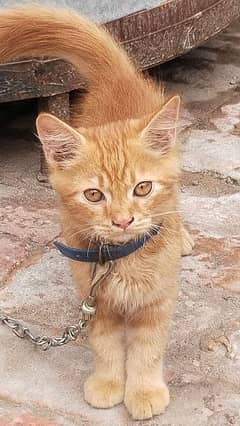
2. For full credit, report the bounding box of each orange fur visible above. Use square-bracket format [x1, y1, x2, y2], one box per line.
[0, 4, 164, 126]
[0, 5, 193, 420]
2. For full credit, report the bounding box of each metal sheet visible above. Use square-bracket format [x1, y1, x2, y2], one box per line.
[105, 0, 240, 68]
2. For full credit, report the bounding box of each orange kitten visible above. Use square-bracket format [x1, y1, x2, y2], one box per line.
[0, 5, 193, 419]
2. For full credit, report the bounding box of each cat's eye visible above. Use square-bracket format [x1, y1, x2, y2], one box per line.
[84, 188, 105, 203]
[134, 181, 152, 197]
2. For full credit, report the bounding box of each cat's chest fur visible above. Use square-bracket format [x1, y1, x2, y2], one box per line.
[105, 267, 157, 314]
[71, 237, 180, 315]
[100, 249, 178, 315]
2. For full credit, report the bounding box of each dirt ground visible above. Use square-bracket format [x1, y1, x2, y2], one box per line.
[0, 20, 240, 426]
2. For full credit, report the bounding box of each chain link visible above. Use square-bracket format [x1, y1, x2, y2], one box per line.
[0, 261, 113, 351]
[0, 312, 88, 351]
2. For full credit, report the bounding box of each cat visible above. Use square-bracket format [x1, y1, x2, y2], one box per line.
[0, 5, 193, 420]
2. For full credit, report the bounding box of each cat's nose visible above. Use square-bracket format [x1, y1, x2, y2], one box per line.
[112, 216, 134, 230]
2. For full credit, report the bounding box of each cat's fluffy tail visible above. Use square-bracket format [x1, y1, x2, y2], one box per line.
[0, 4, 135, 88]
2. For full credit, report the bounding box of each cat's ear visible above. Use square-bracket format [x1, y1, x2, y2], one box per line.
[36, 113, 85, 167]
[141, 96, 180, 154]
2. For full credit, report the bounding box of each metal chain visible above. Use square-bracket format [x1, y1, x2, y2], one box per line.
[0, 312, 88, 351]
[0, 261, 113, 351]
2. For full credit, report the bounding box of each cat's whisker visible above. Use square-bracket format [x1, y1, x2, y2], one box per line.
[105, 244, 111, 258]
[149, 210, 183, 218]
[163, 226, 180, 237]
[67, 226, 94, 240]
[87, 237, 94, 256]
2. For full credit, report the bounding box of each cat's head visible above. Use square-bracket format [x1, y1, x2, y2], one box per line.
[36, 96, 180, 244]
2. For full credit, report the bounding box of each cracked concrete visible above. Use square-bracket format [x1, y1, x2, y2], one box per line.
[182, 130, 240, 183]
[0, 20, 240, 426]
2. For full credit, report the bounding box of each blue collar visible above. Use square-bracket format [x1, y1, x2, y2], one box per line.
[54, 227, 160, 265]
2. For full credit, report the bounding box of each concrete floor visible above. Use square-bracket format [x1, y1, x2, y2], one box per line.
[0, 20, 240, 426]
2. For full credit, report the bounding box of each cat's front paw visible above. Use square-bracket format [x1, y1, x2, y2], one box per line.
[84, 374, 124, 408]
[124, 384, 170, 420]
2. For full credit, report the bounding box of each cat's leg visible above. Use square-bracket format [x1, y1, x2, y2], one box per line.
[181, 223, 194, 256]
[124, 302, 173, 420]
[84, 306, 125, 408]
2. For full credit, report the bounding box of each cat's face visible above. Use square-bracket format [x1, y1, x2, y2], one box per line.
[37, 97, 180, 244]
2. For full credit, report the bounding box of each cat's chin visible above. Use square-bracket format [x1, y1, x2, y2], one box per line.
[99, 231, 145, 245]
[110, 235, 136, 245]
